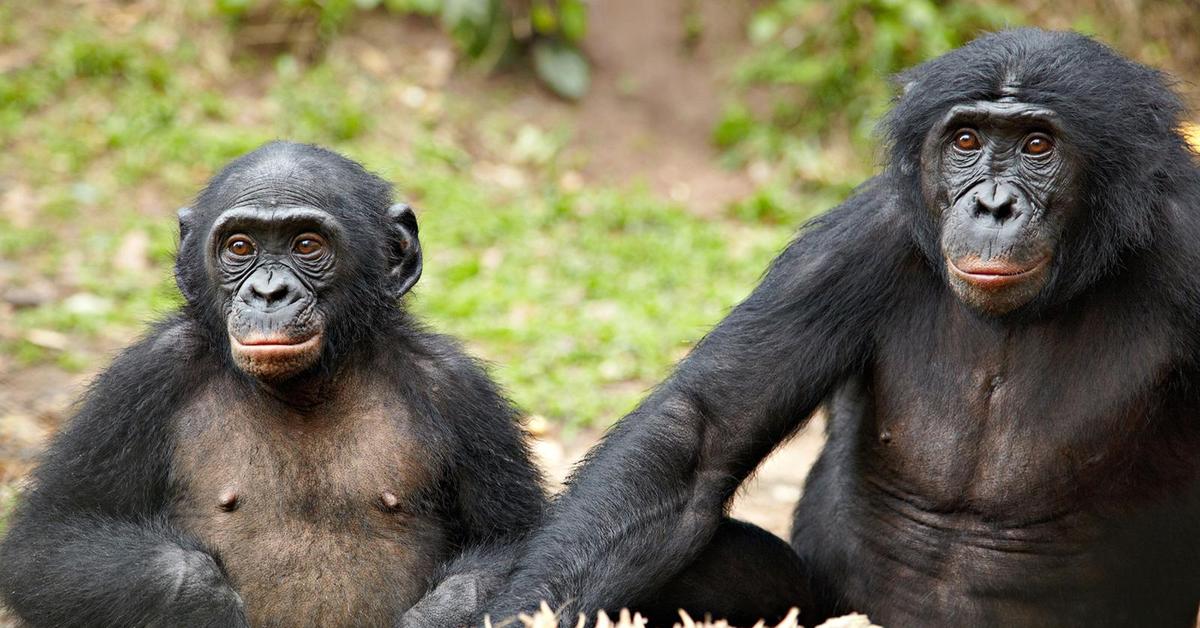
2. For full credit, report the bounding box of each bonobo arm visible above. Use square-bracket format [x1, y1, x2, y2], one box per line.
[0, 319, 248, 628]
[399, 337, 548, 628]
[489, 181, 903, 622]
[439, 345, 547, 543]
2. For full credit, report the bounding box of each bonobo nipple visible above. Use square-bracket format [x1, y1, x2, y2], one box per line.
[217, 487, 239, 512]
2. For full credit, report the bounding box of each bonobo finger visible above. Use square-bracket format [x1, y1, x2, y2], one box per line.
[398, 573, 483, 628]
[150, 545, 248, 628]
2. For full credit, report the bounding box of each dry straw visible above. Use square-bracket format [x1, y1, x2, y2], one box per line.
[487, 603, 880, 628]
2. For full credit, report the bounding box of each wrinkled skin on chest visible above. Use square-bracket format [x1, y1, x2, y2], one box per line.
[793, 275, 1200, 628]
[170, 380, 450, 628]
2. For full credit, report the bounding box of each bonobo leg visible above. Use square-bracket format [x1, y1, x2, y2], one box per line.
[633, 518, 814, 627]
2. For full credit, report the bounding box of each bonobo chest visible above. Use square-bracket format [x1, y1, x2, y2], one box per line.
[866, 297, 1199, 512]
[170, 381, 450, 628]
[815, 294, 1200, 625]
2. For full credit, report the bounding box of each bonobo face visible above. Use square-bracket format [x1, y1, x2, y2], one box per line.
[209, 206, 339, 381]
[921, 101, 1080, 314]
[175, 143, 424, 385]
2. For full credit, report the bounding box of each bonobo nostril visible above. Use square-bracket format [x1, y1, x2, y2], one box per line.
[250, 281, 289, 305]
[974, 181, 1017, 219]
[241, 268, 303, 310]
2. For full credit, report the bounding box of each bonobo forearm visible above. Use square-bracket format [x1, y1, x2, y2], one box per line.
[492, 394, 760, 621]
[0, 514, 246, 628]
[490, 379, 845, 620]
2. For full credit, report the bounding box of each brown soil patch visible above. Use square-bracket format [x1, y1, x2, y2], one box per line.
[430, 0, 757, 216]
[569, 0, 756, 215]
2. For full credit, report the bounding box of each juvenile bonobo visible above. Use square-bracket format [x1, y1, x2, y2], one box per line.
[0, 142, 546, 627]
[489, 30, 1200, 627]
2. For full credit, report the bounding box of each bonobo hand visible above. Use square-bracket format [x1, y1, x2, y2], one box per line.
[398, 572, 491, 628]
[149, 545, 249, 628]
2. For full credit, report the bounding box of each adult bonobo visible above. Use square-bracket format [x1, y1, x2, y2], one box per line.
[489, 30, 1200, 627]
[0, 142, 546, 627]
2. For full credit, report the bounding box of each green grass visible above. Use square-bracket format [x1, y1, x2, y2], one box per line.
[407, 181, 790, 425]
[0, 4, 804, 428]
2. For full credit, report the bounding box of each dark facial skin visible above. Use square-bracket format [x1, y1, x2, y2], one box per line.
[209, 207, 340, 381]
[921, 100, 1079, 314]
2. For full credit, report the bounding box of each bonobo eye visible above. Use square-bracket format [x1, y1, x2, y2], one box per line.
[292, 233, 328, 259]
[1022, 133, 1054, 156]
[953, 129, 981, 151]
[223, 235, 256, 259]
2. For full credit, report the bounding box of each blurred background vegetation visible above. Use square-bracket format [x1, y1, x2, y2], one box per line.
[0, 1, 1197, 505]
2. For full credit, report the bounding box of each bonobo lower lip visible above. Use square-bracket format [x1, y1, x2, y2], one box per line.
[230, 333, 322, 357]
[947, 255, 1050, 289]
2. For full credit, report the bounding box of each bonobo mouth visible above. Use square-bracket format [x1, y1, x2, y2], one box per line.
[230, 333, 322, 359]
[947, 255, 1050, 290]
[228, 332, 324, 381]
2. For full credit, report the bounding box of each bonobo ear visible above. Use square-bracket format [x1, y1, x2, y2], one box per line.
[173, 206, 203, 304]
[386, 203, 423, 299]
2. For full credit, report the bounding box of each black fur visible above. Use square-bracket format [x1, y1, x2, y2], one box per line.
[0, 142, 546, 627]
[488, 30, 1200, 627]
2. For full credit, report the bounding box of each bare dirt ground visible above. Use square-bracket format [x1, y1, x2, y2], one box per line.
[564, 0, 758, 216]
[442, 0, 759, 216]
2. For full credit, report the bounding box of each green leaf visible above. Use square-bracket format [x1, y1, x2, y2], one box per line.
[748, 11, 781, 44]
[559, 0, 588, 43]
[442, 0, 502, 57]
[532, 40, 589, 100]
[442, 0, 493, 29]
[712, 105, 756, 149]
[214, 0, 252, 16]
[531, 3, 557, 35]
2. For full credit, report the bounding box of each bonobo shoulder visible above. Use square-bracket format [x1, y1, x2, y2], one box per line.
[816, 175, 903, 233]
[403, 330, 503, 396]
[89, 317, 211, 394]
[59, 316, 215, 439]
[146, 315, 205, 358]
[773, 175, 908, 276]
[22, 316, 212, 516]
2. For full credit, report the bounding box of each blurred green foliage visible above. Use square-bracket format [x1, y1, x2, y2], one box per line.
[212, 0, 591, 99]
[716, 0, 1017, 214]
